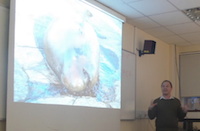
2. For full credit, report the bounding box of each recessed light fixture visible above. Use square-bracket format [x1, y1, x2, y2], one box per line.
[182, 7, 200, 21]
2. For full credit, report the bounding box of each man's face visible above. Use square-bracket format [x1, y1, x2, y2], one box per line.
[161, 82, 172, 96]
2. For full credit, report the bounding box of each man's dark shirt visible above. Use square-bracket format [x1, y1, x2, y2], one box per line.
[148, 97, 186, 131]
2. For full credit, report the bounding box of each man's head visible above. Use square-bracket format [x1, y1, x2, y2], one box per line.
[161, 80, 172, 97]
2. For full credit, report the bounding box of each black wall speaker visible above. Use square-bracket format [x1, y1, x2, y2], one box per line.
[143, 40, 156, 54]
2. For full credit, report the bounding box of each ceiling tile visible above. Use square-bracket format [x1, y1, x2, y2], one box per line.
[149, 11, 192, 26]
[166, 22, 200, 34]
[96, 0, 126, 9]
[96, 0, 144, 19]
[180, 32, 200, 42]
[118, 6, 144, 19]
[168, 0, 200, 10]
[144, 27, 175, 37]
[158, 35, 188, 44]
[128, 17, 161, 29]
[122, 0, 142, 3]
[96, 0, 200, 46]
[173, 42, 191, 46]
[195, 21, 200, 25]
[129, 0, 177, 15]
[189, 41, 200, 45]
[96, 0, 125, 9]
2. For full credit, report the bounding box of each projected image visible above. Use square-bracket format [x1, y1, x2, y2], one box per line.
[14, 0, 122, 109]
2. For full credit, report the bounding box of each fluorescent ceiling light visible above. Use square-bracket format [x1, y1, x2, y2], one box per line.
[183, 7, 200, 21]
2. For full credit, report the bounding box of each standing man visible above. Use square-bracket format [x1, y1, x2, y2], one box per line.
[148, 80, 187, 131]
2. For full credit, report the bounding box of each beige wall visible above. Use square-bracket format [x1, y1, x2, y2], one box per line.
[121, 23, 178, 131]
[0, 0, 9, 7]
[179, 44, 200, 53]
[121, 23, 200, 131]
[0, 0, 8, 130]
[0, 121, 5, 131]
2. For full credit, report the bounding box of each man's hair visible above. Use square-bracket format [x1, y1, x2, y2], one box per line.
[161, 80, 172, 88]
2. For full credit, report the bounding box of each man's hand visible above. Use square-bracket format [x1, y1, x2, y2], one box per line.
[149, 100, 157, 110]
[182, 105, 188, 113]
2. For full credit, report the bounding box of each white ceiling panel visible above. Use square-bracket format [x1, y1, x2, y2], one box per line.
[96, 0, 144, 18]
[180, 32, 200, 42]
[118, 6, 144, 19]
[158, 35, 188, 44]
[96, 0, 127, 10]
[144, 27, 175, 37]
[195, 21, 200, 26]
[128, 17, 161, 29]
[95, 0, 200, 46]
[129, 0, 177, 16]
[168, 0, 200, 10]
[166, 22, 200, 34]
[149, 11, 192, 26]
[122, 0, 142, 3]
[173, 42, 191, 46]
[189, 41, 200, 45]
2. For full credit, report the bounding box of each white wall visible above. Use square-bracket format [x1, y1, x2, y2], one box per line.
[122, 23, 134, 52]
[0, 0, 9, 7]
[121, 23, 178, 131]
[0, 5, 8, 121]
[0, 4, 8, 131]
[135, 27, 172, 114]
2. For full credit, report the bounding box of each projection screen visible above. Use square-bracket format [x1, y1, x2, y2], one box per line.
[7, 0, 125, 131]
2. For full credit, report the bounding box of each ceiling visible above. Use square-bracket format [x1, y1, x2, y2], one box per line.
[95, 0, 200, 46]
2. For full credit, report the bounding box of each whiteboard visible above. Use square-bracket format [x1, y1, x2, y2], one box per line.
[0, 6, 9, 120]
[120, 50, 136, 120]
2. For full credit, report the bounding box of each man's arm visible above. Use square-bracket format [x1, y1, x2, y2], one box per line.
[176, 98, 187, 121]
[148, 100, 157, 120]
